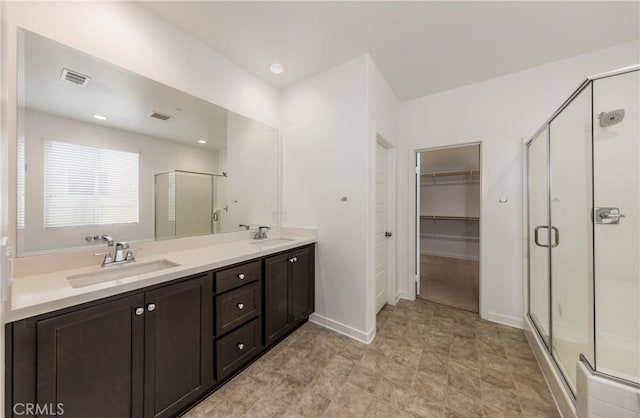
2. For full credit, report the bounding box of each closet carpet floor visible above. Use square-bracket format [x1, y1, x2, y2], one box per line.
[419, 255, 479, 313]
[184, 300, 558, 418]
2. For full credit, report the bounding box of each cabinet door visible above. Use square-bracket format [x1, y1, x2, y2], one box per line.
[289, 246, 314, 324]
[264, 252, 290, 347]
[36, 294, 145, 418]
[144, 275, 213, 418]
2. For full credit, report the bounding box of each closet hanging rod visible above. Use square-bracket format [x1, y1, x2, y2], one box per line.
[420, 215, 480, 221]
[421, 169, 479, 177]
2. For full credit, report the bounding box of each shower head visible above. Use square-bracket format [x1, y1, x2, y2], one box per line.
[598, 109, 625, 127]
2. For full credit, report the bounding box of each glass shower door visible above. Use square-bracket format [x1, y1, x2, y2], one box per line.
[528, 127, 550, 344]
[549, 85, 594, 394]
[593, 70, 640, 384]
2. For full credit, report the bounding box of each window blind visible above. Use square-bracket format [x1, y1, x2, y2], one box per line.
[17, 137, 25, 230]
[44, 140, 139, 228]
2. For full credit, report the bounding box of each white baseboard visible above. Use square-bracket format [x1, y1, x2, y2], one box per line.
[309, 313, 375, 344]
[396, 290, 411, 303]
[420, 250, 479, 261]
[486, 311, 523, 329]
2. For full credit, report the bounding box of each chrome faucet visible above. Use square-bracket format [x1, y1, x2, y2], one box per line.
[254, 226, 270, 240]
[85, 234, 115, 246]
[239, 224, 251, 230]
[95, 241, 135, 267]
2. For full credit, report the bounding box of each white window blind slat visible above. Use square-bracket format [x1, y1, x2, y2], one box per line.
[17, 137, 25, 230]
[44, 140, 139, 228]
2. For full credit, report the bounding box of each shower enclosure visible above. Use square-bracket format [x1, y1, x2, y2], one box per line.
[155, 170, 227, 240]
[526, 65, 639, 399]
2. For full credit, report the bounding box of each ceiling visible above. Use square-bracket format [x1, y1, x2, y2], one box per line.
[22, 30, 230, 150]
[142, 1, 640, 101]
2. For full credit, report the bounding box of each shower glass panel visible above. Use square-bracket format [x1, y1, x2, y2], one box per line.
[593, 70, 640, 384]
[528, 127, 550, 345]
[155, 170, 214, 240]
[549, 85, 594, 393]
[527, 66, 640, 400]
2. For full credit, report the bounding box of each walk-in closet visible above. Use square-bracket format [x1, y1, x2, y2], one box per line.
[417, 144, 480, 312]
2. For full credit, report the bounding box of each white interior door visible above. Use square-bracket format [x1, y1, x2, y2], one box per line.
[375, 142, 388, 312]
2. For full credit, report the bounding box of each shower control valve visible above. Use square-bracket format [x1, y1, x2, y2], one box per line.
[595, 207, 625, 225]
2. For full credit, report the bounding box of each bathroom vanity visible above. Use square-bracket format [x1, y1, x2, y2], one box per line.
[6, 239, 315, 418]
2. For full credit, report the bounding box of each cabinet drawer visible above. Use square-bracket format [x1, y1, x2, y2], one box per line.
[214, 260, 261, 293]
[216, 318, 261, 379]
[215, 282, 261, 335]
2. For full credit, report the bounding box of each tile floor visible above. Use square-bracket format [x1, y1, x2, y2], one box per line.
[184, 300, 559, 418]
[420, 255, 479, 313]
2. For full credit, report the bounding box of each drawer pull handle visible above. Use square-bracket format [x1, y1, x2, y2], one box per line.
[237, 303, 244, 310]
[147, 303, 156, 312]
[238, 273, 245, 280]
[237, 343, 244, 350]
[135, 307, 144, 316]
[289, 257, 298, 263]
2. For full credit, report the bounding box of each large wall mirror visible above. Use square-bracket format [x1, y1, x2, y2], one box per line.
[17, 29, 279, 256]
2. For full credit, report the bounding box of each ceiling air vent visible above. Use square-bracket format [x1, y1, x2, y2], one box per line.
[60, 68, 91, 87]
[149, 111, 173, 121]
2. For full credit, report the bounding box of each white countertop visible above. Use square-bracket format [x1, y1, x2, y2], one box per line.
[7, 231, 316, 323]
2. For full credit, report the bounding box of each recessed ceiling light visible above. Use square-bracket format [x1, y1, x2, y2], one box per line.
[93, 114, 107, 121]
[270, 63, 284, 75]
[198, 140, 207, 144]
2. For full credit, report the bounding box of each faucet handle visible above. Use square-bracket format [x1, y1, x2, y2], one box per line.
[94, 252, 113, 266]
[125, 249, 135, 262]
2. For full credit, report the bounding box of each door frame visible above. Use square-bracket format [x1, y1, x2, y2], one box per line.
[412, 141, 483, 317]
[368, 132, 397, 340]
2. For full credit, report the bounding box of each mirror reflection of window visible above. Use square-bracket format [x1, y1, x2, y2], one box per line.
[43, 140, 139, 228]
[17, 136, 25, 230]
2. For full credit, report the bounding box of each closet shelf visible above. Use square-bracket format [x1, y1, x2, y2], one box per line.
[420, 215, 479, 221]
[421, 169, 479, 178]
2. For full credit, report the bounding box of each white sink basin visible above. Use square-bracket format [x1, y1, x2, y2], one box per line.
[68, 259, 180, 288]
[252, 238, 296, 247]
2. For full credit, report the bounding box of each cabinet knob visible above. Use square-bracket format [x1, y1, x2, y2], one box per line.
[135, 307, 144, 316]
[237, 303, 244, 310]
[294, 257, 298, 262]
[147, 303, 156, 312]
[289, 258, 295, 263]
[238, 273, 245, 280]
[237, 343, 244, 350]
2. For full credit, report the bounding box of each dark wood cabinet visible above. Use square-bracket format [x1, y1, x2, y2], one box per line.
[144, 275, 213, 418]
[216, 318, 262, 379]
[216, 281, 261, 336]
[264, 245, 315, 347]
[289, 246, 314, 323]
[8, 276, 213, 418]
[36, 294, 145, 418]
[264, 252, 291, 346]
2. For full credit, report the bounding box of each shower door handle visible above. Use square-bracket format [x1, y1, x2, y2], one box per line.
[551, 226, 559, 248]
[534, 225, 549, 248]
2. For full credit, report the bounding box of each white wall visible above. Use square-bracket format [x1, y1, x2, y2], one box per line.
[399, 40, 640, 328]
[282, 54, 398, 342]
[282, 55, 370, 340]
[19, 109, 218, 254]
